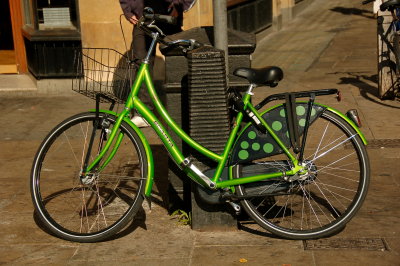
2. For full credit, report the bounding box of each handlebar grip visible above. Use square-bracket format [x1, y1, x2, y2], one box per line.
[143, 13, 177, 25]
[192, 40, 203, 49]
[362, 0, 374, 5]
[155, 14, 177, 25]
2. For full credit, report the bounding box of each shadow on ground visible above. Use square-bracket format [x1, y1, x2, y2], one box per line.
[331, 72, 400, 108]
[330, 6, 375, 19]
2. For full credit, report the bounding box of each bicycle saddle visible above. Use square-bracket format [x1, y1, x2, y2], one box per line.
[380, 0, 400, 11]
[233, 66, 283, 87]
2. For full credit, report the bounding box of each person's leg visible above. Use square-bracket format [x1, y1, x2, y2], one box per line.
[130, 27, 155, 127]
[131, 27, 155, 103]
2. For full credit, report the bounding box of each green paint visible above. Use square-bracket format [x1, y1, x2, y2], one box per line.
[311, 108, 316, 116]
[238, 150, 249, 160]
[325, 106, 368, 145]
[89, 110, 155, 198]
[88, 59, 369, 199]
[98, 132, 124, 172]
[296, 106, 306, 116]
[123, 116, 155, 197]
[241, 141, 249, 149]
[216, 163, 305, 188]
[248, 131, 257, 139]
[216, 171, 284, 188]
[252, 143, 261, 151]
[299, 118, 306, 127]
[272, 121, 282, 131]
[298, 102, 368, 145]
[86, 108, 130, 173]
[143, 69, 222, 162]
[212, 103, 247, 183]
[263, 143, 274, 153]
[246, 103, 298, 163]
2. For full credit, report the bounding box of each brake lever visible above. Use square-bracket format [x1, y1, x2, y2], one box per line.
[147, 22, 166, 37]
[182, 39, 203, 53]
[138, 19, 166, 37]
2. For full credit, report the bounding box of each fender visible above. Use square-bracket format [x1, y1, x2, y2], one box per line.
[90, 109, 154, 197]
[229, 102, 367, 165]
[324, 105, 367, 145]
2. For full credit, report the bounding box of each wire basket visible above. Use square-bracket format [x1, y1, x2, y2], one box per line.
[72, 48, 137, 103]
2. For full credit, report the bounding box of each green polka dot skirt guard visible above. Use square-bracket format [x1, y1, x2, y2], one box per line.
[230, 103, 325, 164]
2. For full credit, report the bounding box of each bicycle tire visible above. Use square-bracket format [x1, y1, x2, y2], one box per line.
[31, 112, 147, 242]
[234, 110, 370, 239]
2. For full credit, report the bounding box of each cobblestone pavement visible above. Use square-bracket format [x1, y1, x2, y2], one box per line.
[0, 0, 400, 264]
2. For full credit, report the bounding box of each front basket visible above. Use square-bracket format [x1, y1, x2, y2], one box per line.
[72, 48, 137, 103]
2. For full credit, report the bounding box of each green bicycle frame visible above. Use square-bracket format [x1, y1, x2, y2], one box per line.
[83, 31, 365, 198]
[83, 60, 303, 194]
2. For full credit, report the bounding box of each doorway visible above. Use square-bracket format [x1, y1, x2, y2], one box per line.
[0, 0, 18, 73]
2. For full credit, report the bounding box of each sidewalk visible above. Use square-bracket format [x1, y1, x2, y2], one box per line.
[1, 0, 400, 265]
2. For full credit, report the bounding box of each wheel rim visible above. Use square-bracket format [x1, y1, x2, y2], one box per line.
[237, 112, 369, 237]
[32, 114, 145, 237]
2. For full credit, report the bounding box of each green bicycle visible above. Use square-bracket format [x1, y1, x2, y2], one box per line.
[30, 11, 370, 243]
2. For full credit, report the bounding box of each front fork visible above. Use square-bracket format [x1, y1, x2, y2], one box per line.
[80, 94, 125, 180]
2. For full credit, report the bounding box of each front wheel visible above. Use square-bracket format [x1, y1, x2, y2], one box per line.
[234, 110, 370, 239]
[31, 112, 147, 242]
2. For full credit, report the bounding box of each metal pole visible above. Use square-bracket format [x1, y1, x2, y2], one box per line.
[213, 0, 229, 80]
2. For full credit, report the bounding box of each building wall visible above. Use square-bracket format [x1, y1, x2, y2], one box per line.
[78, 0, 312, 53]
[78, 0, 214, 80]
[76, 0, 312, 81]
[79, 0, 214, 53]
[79, 0, 133, 52]
[183, 0, 213, 30]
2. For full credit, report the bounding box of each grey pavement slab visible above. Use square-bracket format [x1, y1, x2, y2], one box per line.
[0, 74, 36, 93]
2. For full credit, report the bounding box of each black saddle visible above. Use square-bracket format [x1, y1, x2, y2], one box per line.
[233, 67, 283, 87]
[380, 0, 400, 11]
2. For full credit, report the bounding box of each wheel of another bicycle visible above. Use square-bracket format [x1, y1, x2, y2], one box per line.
[31, 112, 147, 242]
[234, 110, 370, 240]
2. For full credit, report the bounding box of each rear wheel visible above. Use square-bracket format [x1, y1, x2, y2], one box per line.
[235, 110, 370, 239]
[31, 112, 147, 242]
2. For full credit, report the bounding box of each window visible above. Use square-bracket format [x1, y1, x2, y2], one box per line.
[24, 0, 79, 30]
[228, 0, 272, 33]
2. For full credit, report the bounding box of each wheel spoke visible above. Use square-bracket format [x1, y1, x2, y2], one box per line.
[31, 113, 146, 241]
[236, 110, 369, 239]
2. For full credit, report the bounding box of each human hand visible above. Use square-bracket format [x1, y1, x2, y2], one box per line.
[129, 15, 139, 24]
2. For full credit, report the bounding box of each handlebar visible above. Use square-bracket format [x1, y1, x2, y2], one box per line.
[143, 13, 177, 25]
[138, 8, 204, 52]
[166, 39, 203, 49]
[362, 0, 375, 5]
[143, 7, 177, 25]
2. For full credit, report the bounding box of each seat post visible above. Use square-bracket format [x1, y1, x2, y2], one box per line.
[246, 83, 257, 96]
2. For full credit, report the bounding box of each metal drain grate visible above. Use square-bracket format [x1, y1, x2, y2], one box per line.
[345, 139, 400, 149]
[303, 238, 388, 251]
[366, 139, 400, 149]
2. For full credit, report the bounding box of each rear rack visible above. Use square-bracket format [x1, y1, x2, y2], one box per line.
[254, 89, 340, 110]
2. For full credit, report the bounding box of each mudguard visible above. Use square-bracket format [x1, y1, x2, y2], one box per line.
[229, 103, 326, 165]
[90, 109, 154, 197]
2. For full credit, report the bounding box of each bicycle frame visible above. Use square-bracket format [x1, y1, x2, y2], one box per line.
[82, 31, 344, 197]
